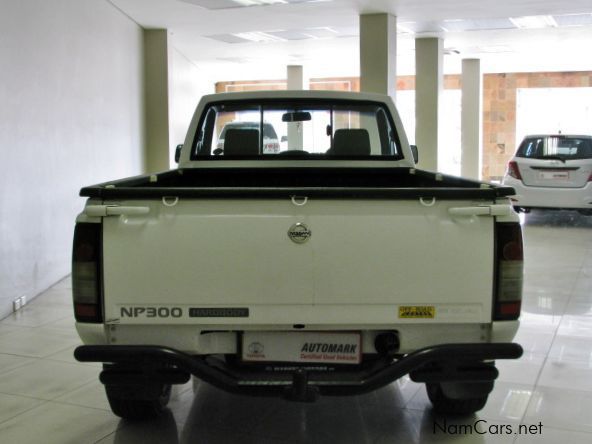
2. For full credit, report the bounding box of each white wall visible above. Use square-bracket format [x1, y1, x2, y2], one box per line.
[516, 87, 592, 144]
[0, 0, 145, 319]
[168, 47, 213, 167]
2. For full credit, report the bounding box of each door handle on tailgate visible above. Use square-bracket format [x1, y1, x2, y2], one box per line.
[84, 205, 150, 217]
[448, 205, 513, 217]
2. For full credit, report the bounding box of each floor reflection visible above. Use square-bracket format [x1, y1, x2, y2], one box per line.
[177, 382, 421, 444]
[521, 209, 592, 228]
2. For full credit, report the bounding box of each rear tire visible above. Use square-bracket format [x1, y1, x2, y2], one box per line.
[105, 383, 171, 420]
[426, 382, 489, 415]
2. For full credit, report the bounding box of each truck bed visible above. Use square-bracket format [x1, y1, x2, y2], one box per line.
[80, 167, 515, 200]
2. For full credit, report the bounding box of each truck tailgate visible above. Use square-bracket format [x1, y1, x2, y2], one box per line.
[102, 198, 494, 325]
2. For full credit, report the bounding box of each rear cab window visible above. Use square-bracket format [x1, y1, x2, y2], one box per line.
[191, 99, 403, 160]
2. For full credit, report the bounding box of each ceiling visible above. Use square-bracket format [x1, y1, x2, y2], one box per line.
[108, 0, 592, 82]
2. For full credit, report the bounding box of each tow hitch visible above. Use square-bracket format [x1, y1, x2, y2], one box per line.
[283, 369, 320, 402]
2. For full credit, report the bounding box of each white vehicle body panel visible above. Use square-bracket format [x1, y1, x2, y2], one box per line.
[102, 198, 495, 328]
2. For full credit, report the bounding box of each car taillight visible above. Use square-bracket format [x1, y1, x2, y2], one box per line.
[507, 161, 522, 181]
[493, 223, 523, 320]
[72, 223, 103, 322]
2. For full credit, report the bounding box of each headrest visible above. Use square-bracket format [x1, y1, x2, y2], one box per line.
[223, 128, 259, 156]
[331, 129, 371, 156]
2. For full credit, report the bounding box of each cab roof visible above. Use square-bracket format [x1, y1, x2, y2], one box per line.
[199, 90, 393, 105]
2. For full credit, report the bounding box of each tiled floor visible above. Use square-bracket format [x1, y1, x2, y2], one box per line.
[0, 210, 591, 443]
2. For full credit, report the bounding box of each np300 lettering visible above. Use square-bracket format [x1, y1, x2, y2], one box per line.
[72, 90, 523, 421]
[120, 307, 183, 318]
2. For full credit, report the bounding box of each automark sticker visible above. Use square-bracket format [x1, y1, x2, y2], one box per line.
[242, 331, 361, 364]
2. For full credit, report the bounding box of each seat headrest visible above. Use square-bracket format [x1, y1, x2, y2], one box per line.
[223, 128, 260, 156]
[331, 129, 371, 156]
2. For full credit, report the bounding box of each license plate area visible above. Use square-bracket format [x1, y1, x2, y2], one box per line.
[538, 171, 569, 180]
[242, 331, 361, 365]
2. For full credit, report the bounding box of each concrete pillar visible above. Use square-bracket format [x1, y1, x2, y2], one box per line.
[287, 65, 304, 150]
[415, 37, 443, 172]
[360, 13, 397, 98]
[144, 29, 170, 173]
[287, 65, 304, 90]
[461, 59, 483, 180]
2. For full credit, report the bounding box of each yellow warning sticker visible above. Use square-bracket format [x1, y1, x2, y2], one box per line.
[399, 306, 435, 319]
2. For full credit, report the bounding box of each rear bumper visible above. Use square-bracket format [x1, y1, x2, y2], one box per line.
[503, 177, 592, 209]
[74, 342, 523, 401]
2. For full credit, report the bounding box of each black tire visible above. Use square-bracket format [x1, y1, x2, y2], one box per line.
[426, 382, 489, 416]
[105, 383, 171, 420]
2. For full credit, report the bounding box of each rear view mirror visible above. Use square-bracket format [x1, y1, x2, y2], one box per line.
[410, 145, 419, 164]
[282, 112, 311, 122]
[281, 136, 288, 143]
[175, 144, 183, 163]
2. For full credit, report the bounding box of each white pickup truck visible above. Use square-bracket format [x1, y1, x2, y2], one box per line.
[72, 90, 523, 420]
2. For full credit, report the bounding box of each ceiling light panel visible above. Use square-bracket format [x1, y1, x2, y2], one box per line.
[264, 30, 311, 40]
[265, 27, 339, 41]
[180, 0, 330, 10]
[205, 33, 253, 43]
[206, 27, 346, 43]
[509, 15, 557, 29]
[204, 31, 287, 43]
[301, 27, 339, 38]
[553, 13, 592, 27]
[179, 0, 244, 9]
[441, 18, 516, 32]
[233, 31, 286, 42]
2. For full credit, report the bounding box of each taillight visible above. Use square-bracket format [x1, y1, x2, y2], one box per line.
[507, 161, 522, 180]
[72, 223, 102, 322]
[494, 223, 523, 320]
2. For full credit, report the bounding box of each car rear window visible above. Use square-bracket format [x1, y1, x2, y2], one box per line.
[517, 136, 592, 160]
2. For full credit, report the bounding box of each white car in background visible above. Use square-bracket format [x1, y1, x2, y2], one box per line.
[216, 121, 280, 154]
[502, 134, 592, 215]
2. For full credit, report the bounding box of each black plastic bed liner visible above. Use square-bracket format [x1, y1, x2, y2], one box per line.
[80, 167, 516, 200]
